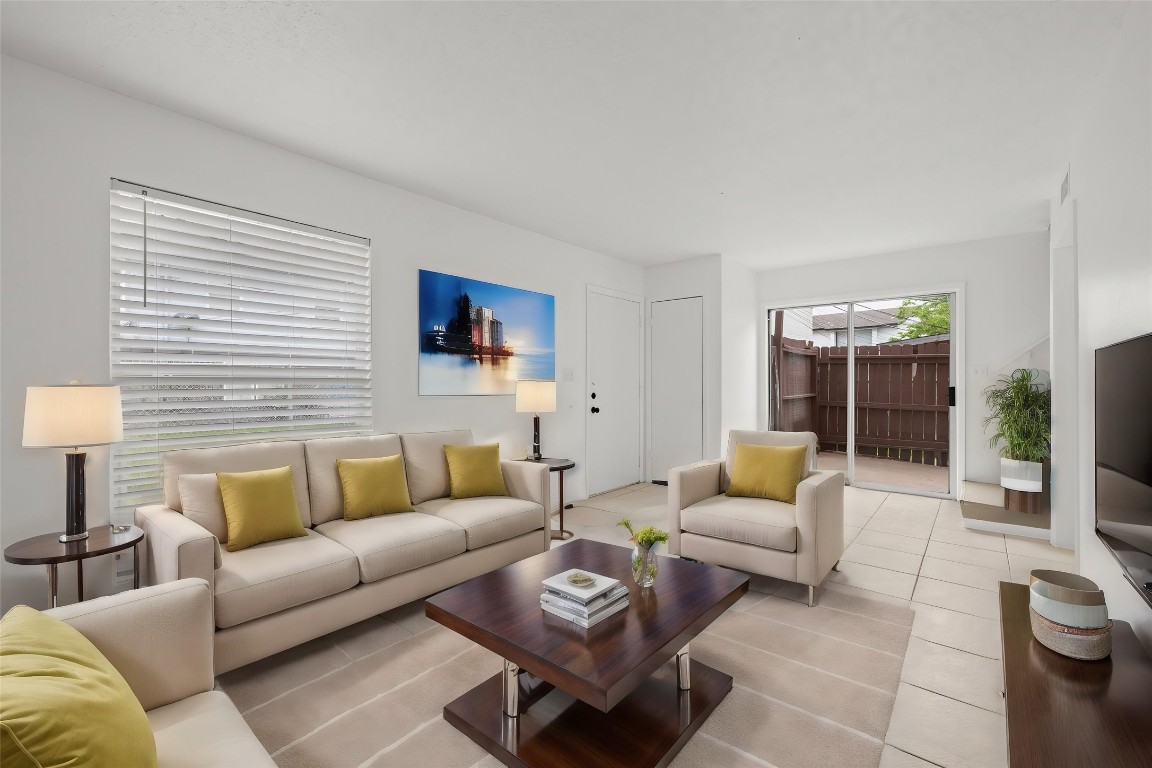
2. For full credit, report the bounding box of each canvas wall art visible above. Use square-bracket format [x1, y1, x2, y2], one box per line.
[418, 269, 556, 396]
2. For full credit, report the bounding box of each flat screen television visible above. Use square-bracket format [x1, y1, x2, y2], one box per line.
[1095, 331, 1152, 607]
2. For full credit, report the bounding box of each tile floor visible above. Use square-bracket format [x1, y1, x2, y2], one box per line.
[557, 482, 1078, 768]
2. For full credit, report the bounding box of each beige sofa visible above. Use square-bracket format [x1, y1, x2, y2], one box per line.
[47, 578, 274, 767]
[136, 430, 550, 673]
[668, 430, 844, 606]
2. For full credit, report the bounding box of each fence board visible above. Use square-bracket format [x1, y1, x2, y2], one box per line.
[782, 339, 949, 467]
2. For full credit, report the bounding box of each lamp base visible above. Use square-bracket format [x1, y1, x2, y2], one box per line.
[59, 530, 90, 543]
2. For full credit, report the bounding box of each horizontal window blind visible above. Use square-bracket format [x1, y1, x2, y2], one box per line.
[110, 181, 372, 523]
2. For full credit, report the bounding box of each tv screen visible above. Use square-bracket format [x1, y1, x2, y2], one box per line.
[1095, 332, 1152, 607]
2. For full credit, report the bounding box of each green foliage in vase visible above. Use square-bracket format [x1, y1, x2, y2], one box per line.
[982, 368, 1051, 462]
[618, 519, 670, 549]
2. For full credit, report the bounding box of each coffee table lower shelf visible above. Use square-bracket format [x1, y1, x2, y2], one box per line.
[444, 658, 731, 768]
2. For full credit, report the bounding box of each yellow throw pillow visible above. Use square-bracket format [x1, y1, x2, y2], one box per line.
[726, 443, 809, 504]
[444, 443, 509, 499]
[337, 455, 414, 519]
[217, 466, 307, 552]
[0, 605, 158, 768]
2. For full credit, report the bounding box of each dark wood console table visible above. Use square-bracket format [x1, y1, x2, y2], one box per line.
[999, 582, 1152, 767]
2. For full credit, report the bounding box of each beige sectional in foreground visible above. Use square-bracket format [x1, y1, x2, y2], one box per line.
[46, 579, 275, 767]
[136, 430, 550, 674]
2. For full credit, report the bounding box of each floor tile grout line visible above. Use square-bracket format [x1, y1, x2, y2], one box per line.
[900, 680, 1006, 718]
[268, 644, 479, 757]
[704, 631, 900, 697]
[914, 634, 1002, 662]
[695, 732, 782, 768]
[733, 683, 886, 745]
[354, 714, 443, 768]
[885, 745, 949, 768]
[743, 612, 906, 659]
[239, 623, 432, 716]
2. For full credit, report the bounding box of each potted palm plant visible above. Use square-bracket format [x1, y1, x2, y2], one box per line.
[982, 368, 1052, 492]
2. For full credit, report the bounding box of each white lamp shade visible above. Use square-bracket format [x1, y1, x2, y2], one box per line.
[23, 385, 124, 447]
[515, 380, 556, 413]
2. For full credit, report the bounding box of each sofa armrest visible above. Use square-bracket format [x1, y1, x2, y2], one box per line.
[135, 504, 219, 592]
[667, 460, 722, 555]
[502, 460, 552, 548]
[46, 579, 214, 712]
[794, 470, 845, 587]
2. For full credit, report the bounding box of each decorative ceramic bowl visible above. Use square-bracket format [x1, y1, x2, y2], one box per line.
[1028, 570, 1111, 660]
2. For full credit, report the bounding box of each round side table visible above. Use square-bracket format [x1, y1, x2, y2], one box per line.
[4, 524, 144, 608]
[525, 458, 576, 540]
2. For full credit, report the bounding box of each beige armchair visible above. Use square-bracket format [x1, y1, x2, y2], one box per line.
[668, 430, 844, 606]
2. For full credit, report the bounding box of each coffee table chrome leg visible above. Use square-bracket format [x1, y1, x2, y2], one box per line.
[502, 659, 520, 717]
[676, 644, 691, 690]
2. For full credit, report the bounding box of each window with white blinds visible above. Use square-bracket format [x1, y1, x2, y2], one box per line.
[109, 180, 372, 523]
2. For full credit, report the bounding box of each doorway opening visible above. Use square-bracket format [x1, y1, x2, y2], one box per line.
[768, 294, 955, 496]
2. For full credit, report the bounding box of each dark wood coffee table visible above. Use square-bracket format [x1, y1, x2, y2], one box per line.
[425, 538, 749, 768]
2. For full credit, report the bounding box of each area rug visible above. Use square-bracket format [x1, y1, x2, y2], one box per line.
[217, 575, 914, 768]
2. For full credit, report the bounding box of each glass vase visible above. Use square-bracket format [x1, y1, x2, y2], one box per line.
[631, 544, 659, 588]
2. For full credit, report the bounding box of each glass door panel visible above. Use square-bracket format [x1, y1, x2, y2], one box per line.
[851, 296, 951, 494]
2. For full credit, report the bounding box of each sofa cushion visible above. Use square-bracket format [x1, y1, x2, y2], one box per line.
[0, 606, 158, 768]
[444, 443, 508, 499]
[147, 691, 275, 767]
[163, 440, 312, 528]
[214, 530, 359, 629]
[399, 430, 474, 505]
[726, 443, 808, 504]
[338, 455, 414, 519]
[304, 434, 403, 525]
[722, 430, 816, 492]
[315, 513, 467, 582]
[681, 495, 798, 553]
[178, 473, 228, 542]
[417, 496, 544, 550]
[218, 467, 307, 552]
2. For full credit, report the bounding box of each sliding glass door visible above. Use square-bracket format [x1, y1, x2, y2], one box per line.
[767, 294, 955, 497]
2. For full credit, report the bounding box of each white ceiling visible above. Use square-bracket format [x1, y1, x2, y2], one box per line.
[0, 2, 1129, 269]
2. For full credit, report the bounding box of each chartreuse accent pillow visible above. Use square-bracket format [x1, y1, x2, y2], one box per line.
[217, 466, 307, 552]
[444, 443, 508, 499]
[0, 605, 158, 768]
[726, 443, 809, 504]
[337, 455, 414, 520]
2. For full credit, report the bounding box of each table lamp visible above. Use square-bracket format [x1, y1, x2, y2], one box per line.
[515, 380, 556, 461]
[22, 383, 123, 542]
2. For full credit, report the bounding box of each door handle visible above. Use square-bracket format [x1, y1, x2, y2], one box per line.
[591, 407, 600, 414]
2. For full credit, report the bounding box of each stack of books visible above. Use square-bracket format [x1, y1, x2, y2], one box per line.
[540, 568, 630, 628]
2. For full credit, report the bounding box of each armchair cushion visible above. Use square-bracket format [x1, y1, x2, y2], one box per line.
[726, 443, 808, 504]
[681, 495, 798, 553]
[0, 606, 158, 768]
[723, 430, 817, 492]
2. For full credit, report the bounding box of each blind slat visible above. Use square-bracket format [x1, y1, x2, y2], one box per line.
[110, 187, 372, 523]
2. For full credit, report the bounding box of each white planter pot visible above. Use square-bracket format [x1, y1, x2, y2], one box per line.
[1001, 458, 1043, 492]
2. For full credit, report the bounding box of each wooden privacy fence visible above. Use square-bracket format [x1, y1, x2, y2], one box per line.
[770, 333, 950, 467]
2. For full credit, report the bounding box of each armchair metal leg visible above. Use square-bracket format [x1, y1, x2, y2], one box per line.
[832, 561, 840, 572]
[808, 585, 815, 607]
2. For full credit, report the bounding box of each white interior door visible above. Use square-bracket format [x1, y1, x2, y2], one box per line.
[586, 288, 642, 495]
[650, 297, 704, 482]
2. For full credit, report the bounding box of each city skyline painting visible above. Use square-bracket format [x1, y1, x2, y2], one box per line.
[418, 269, 556, 396]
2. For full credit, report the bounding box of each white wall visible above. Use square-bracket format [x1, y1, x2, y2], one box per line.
[1059, 4, 1152, 647]
[720, 256, 761, 436]
[758, 231, 1051, 492]
[0, 57, 643, 610]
